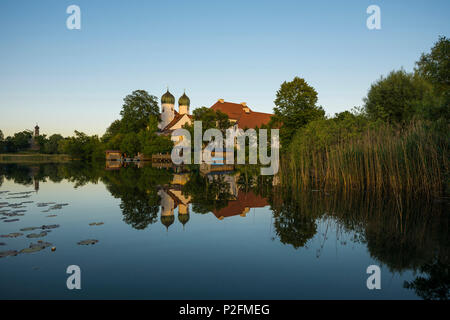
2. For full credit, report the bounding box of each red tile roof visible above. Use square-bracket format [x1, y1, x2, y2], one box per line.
[237, 111, 272, 129]
[210, 101, 250, 119]
[212, 191, 268, 219]
[209, 100, 273, 129]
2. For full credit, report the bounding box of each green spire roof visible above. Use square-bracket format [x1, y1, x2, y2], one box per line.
[178, 91, 190, 106]
[178, 213, 190, 226]
[161, 89, 175, 104]
[161, 215, 175, 229]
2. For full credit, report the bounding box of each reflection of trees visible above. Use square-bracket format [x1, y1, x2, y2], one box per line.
[182, 173, 235, 214]
[0, 164, 33, 185]
[270, 192, 317, 249]
[119, 191, 160, 230]
[0, 163, 172, 231]
[0, 162, 102, 187]
[2, 163, 449, 299]
[404, 257, 449, 300]
[102, 166, 172, 230]
[269, 187, 449, 281]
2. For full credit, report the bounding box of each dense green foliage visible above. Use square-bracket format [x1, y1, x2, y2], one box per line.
[102, 90, 173, 157]
[119, 90, 160, 133]
[279, 37, 449, 197]
[415, 36, 450, 121]
[0, 89, 174, 159]
[0, 130, 32, 153]
[363, 70, 433, 123]
[58, 131, 104, 161]
[271, 77, 325, 147]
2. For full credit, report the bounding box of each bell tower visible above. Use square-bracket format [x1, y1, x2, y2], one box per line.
[159, 89, 175, 130]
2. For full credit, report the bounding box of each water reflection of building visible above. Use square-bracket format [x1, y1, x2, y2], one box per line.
[157, 173, 269, 229]
[158, 173, 192, 230]
[29, 166, 40, 192]
[212, 191, 268, 220]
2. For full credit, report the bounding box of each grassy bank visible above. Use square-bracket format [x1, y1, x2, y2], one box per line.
[281, 120, 449, 198]
[0, 153, 73, 163]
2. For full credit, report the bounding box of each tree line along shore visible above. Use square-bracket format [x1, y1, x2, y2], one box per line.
[1, 37, 448, 197]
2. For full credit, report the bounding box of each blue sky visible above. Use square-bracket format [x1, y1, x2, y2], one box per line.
[0, 0, 449, 137]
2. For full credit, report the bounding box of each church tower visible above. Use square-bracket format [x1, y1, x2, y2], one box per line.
[158, 89, 175, 130]
[178, 91, 190, 115]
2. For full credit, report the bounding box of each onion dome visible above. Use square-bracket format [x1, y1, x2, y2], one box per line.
[161, 215, 175, 230]
[161, 89, 175, 105]
[178, 91, 190, 107]
[178, 213, 190, 226]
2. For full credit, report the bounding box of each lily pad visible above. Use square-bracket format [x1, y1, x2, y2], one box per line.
[26, 231, 48, 239]
[20, 241, 52, 254]
[41, 224, 59, 230]
[0, 250, 18, 258]
[20, 227, 40, 231]
[4, 219, 20, 223]
[77, 239, 99, 245]
[0, 232, 23, 238]
[89, 222, 104, 226]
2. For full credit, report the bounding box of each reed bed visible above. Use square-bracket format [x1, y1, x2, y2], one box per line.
[281, 121, 449, 198]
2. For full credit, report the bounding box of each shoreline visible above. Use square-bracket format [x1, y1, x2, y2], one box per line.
[0, 153, 73, 163]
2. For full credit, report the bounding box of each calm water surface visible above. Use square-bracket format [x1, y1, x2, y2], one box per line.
[0, 163, 448, 299]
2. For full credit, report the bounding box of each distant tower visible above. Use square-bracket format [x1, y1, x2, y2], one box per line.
[178, 91, 190, 115]
[30, 125, 40, 151]
[158, 89, 175, 130]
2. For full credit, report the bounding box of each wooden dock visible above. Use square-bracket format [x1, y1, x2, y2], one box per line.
[200, 163, 235, 174]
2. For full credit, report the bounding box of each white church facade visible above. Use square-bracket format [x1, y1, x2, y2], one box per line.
[158, 89, 193, 136]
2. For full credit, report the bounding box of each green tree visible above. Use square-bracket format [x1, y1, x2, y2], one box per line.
[272, 77, 325, 148]
[102, 119, 122, 143]
[415, 36, 449, 96]
[120, 90, 159, 133]
[192, 107, 219, 129]
[5, 130, 33, 152]
[0, 130, 4, 141]
[59, 131, 103, 160]
[43, 134, 64, 154]
[120, 132, 141, 157]
[363, 69, 432, 123]
[415, 36, 450, 121]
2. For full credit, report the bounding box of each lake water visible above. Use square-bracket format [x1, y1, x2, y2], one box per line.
[0, 163, 448, 299]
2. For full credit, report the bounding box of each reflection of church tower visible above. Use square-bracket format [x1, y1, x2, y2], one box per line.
[158, 89, 175, 130]
[161, 214, 175, 230]
[178, 209, 190, 230]
[158, 189, 175, 231]
[34, 178, 39, 192]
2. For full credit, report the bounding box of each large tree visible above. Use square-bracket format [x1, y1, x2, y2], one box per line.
[415, 36, 450, 121]
[415, 36, 449, 97]
[363, 70, 432, 123]
[272, 77, 325, 147]
[119, 90, 159, 133]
